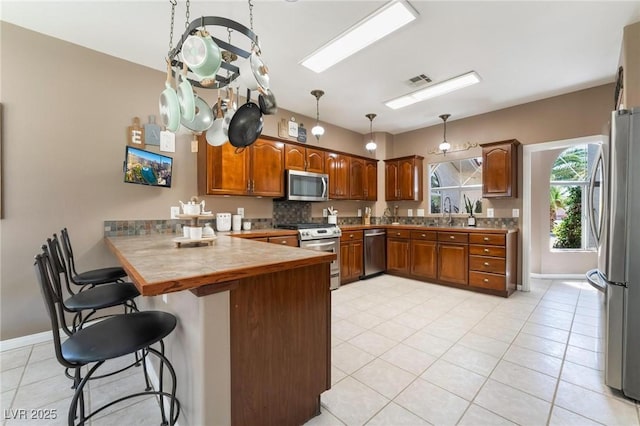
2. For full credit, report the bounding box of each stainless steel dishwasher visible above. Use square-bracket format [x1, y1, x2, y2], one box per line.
[363, 229, 386, 278]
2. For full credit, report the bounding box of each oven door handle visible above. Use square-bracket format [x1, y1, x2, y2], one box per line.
[303, 241, 336, 248]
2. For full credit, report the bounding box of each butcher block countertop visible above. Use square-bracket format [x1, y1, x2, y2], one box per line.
[105, 233, 334, 296]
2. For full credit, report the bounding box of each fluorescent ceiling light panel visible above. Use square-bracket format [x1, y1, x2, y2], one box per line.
[300, 0, 418, 73]
[385, 71, 482, 110]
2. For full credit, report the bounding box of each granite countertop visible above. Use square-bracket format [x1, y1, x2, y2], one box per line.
[106, 234, 334, 296]
[339, 224, 518, 234]
[225, 229, 298, 238]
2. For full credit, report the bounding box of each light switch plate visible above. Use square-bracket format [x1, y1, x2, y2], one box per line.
[162, 294, 168, 304]
[417, 209, 425, 217]
[407, 209, 413, 217]
[191, 140, 198, 152]
[487, 208, 494, 218]
[512, 208, 520, 217]
[323, 208, 328, 217]
[237, 208, 244, 217]
[357, 209, 362, 217]
[170, 206, 180, 219]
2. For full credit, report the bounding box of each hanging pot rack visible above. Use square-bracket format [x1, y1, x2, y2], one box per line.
[168, 16, 261, 90]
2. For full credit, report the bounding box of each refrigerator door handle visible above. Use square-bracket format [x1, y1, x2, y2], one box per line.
[587, 147, 603, 247]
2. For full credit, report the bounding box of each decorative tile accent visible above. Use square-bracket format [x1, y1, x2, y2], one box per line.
[273, 201, 311, 225]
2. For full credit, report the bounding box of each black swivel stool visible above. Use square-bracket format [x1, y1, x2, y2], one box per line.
[34, 252, 180, 426]
[59, 227, 127, 287]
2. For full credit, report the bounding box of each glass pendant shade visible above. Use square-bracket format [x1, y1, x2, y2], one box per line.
[310, 89, 325, 141]
[365, 113, 377, 152]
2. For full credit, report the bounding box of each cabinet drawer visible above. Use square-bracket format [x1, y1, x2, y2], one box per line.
[469, 233, 506, 246]
[268, 236, 299, 247]
[469, 271, 506, 291]
[341, 230, 363, 242]
[410, 230, 437, 241]
[387, 229, 411, 239]
[469, 256, 506, 274]
[469, 245, 506, 258]
[437, 232, 469, 244]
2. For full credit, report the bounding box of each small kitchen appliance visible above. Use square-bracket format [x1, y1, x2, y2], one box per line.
[216, 213, 232, 232]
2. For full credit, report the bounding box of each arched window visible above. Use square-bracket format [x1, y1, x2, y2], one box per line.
[550, 144, 598, 250]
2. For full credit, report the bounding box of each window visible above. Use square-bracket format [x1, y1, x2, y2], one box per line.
[429, 158, 483, 214]
[550, 144, 599, 250]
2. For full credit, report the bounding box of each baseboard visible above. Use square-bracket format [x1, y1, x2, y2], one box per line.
[0, 329, 55, 352]
[530, 273, 587, 280]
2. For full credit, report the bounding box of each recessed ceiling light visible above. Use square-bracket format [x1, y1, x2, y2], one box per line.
[300, 0, 418, 73]
[385, 71, 481, 109]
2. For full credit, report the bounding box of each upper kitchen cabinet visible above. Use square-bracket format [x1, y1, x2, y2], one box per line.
[198, 137, 285, 197]
[481, 140, 520, 198]
[364, 159, 378, 201]
[385, 156, 424, 201]
[326, 153, 350, 199]
[349, 158, 365, 199]
[284, 144, 325, 174]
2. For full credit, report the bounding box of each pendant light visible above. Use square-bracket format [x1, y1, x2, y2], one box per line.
[310, 90, 325, 141]
[438, 113, 451, 155]
[365, 113, 377, 152]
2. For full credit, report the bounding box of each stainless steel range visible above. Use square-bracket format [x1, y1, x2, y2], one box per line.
[277, 223, 341, 290]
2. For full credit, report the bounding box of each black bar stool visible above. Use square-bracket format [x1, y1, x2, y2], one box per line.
[59, 228, 127, 287]
[34, 252, 180, 426]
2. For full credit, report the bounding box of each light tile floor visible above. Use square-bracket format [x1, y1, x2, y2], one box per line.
[2, 276, 639, 425]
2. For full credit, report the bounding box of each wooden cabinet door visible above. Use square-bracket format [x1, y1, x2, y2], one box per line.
[251, 139, 285, 196]
[326, 153, 349, 199]
[364, 160, 378, 201]
[284, 144, 306, 171]
[386, 238, 409, 274]
[200, 139, 250, 195]
[410, 240, 437, 280]
[349, 158, 365, 200]
[351, 240, 364, 280]
[385, 161, 399, 201]
[438, 243, 468, 285]
[306, 148, 325, 174]
[482, 140, 519, 198]
[340, 241, 351, 283]
[398, 157, 423, 201]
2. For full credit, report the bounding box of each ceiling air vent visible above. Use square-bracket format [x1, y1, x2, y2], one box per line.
[407, 74, 432, 86]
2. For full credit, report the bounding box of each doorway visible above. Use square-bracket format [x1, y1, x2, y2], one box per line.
[521, 135, 604, 291]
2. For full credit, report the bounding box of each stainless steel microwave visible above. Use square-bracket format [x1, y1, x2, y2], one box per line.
[284, 170, 329, 201]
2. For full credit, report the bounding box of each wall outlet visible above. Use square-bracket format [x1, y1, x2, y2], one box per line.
[417, 209, 425, 217]
[237, 207, 244, 217]
[162, 294, 168, 304]
[487, 208, 494, 218]
[170, 206, 180, 219]
[323, 208, 328, 217]
[512, 208, 520, 218]
[407, 209, 413, 217]
[357, 208, 362, 217]
[191, 139, 198, 152]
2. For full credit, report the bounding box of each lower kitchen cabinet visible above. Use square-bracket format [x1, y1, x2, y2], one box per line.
[410, 231, 437, 280]
[340, 230, 363, 284]
[384, 227, 517, 297]
[386, 229, 410, 275]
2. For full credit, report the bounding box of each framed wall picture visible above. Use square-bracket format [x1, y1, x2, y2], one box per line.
[127, 117, 145, 148]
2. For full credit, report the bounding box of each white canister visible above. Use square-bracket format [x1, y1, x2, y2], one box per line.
[183, 226, 191, 238]
[328, 215, 337, 225]
[232, 214, 242, 231]
[216, 213, 232, 232]
[190, 226, 203, 240]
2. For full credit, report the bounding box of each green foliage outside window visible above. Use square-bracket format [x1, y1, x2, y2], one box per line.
[553, 186, 582, 248]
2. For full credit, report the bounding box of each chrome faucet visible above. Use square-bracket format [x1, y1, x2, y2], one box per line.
[443, 196, 453, 226]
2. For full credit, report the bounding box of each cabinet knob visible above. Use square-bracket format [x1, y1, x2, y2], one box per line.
[484, 262, 490, 266]
[421, 234, 426, 237]
[396, 232, 401, 236]
[484, 278, 489, 283]
[450, 235, 455, 239]
[483, 237, 489, 241]
[350, 234, 354, 238]
[281, 241, 287, 245]
[484, 248, 490, 253]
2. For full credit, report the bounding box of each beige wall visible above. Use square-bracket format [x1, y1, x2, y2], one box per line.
[622, 21, 640, 108]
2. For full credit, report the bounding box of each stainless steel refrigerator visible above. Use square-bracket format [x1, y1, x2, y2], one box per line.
[587, 108, 640, 400]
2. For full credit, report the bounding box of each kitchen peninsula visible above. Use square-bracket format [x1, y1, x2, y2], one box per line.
[106, 233, 335, 426]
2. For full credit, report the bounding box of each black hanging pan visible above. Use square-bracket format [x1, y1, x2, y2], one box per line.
[258, 87, 277, 115]
[228, 89, 263, 148]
